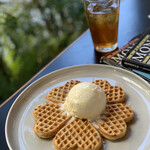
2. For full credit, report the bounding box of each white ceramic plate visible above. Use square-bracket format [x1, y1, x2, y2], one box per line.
[5, 64, 150, 150]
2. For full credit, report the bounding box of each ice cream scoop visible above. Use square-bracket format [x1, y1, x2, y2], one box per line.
[62, 82, 106, 121]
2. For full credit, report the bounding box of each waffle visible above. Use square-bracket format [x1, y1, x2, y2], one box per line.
[96, 103, 134, 140]
[92, 79, 111, 91]
[93, 80, 126, 104]
[53, 119, 102, 150]
[105, 86, 126, 104]
[32, 79, 134, 149]
[32, 101, 71, 138]
[46, 80, 80, 103]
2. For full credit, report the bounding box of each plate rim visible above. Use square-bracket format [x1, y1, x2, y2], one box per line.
[5, 64, 150, 150]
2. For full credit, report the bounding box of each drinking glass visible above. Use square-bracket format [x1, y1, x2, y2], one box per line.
[83, 0, 120, 53]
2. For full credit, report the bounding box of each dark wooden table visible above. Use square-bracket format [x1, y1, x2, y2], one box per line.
[1, 0, 150, 149]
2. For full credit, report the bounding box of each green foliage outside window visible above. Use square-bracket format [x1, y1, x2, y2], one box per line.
[0, 0, 88, 102]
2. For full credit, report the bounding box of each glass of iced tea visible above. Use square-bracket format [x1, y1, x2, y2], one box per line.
[83, 0, 120, 53]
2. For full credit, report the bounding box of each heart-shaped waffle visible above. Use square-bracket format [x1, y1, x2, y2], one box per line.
[32, 101, 71, 138]
[53, 119, 102, 150]
[46, 80, 80, 103]
[92, 79, 111, 90]
[105, 86, 126, 104]
[93, 80, 126, 104]
[96, 103, 134, 140]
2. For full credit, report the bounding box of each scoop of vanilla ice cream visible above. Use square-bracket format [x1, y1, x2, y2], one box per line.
[62, 82, 106, 121]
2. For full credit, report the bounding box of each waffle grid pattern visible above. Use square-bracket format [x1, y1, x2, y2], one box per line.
[106, 103, 134, 122]
[53, 119, 102, 150]
[33, 102, 71, 138]
[92, 80, 111, 91]
[105, 86, 126, 104]
[46, 80, 80, 103]
[97, 103, 134, 140]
